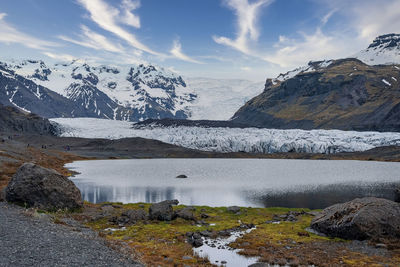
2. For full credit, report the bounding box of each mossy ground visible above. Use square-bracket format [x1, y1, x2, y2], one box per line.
[62, 203, 400, 267]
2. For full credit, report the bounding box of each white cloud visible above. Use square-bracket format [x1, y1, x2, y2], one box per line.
[240, 66, 252, 71]
[59, 25, 123, 53]
[214, 0, 400, 72]
[213, 0, 273, 54]
[120, 0, 141, 28]
[42, 52, 77, 62]
[265, 29, 349, 67]
[170, 39, 203, 64]
[350, 0, 400, 41]
[0, 13, 59, 50]
[77, 0, 162, 56]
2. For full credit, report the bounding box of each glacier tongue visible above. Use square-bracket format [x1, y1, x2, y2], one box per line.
[51, 118, 400, 154]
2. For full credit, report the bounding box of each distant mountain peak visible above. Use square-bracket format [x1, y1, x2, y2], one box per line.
[355, 33, 400, 65]
[368, 33, 400, 49]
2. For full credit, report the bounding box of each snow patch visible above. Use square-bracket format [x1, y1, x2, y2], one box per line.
[382, 79, 392, 86]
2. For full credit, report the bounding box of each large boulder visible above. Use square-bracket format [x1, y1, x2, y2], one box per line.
[310, 197, 400, 240]
[5, 163, 83, 211]
[395, 187, 400, 203]
[149, 199, 179, 221]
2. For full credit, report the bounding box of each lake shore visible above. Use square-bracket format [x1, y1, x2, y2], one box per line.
[2, 133, 400, 192]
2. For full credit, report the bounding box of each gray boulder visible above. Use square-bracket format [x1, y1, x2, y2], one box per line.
[227, 206, 241, 213]
[110, 209, 148, 225]
[0, 187, 5, 202]
[395, 187, 400, 203]
[149, 199, 179, 221]
[5, 163, 83, 211]
[176, 206, 195, 220]
[310, 197, 400, 240]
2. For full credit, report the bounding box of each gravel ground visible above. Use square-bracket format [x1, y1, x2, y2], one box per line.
[0, 202, 143, 267]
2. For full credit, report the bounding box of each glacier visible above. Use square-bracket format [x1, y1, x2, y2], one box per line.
[51, 118, 400, 154]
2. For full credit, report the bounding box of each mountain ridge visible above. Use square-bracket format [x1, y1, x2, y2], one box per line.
[232, 57, 400, 131]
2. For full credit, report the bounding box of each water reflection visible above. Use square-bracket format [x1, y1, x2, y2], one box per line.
[67, 158, 400, 209]
[75, 180, 400, 209]
[245, 182, 400, 209]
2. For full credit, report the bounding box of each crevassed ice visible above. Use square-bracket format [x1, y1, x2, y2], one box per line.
[51, 118, 400, 154]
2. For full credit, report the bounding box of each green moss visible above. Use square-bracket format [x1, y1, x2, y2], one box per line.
[80, 203, 343, 266]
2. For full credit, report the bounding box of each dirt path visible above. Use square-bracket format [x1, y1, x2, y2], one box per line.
[0, 202, 143, 267]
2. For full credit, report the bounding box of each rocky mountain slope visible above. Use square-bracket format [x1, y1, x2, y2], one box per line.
[0, 104, 56, 135]
[232, 34, 400, 131]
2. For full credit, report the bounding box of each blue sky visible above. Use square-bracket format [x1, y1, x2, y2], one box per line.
[0, 0, 399, 80]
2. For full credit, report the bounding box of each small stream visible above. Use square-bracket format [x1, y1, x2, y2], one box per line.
[193, 228, 259, 267]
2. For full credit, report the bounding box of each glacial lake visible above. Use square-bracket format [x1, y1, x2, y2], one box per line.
[66, 158, 400, 209]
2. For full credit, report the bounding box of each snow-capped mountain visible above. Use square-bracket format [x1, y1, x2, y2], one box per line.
[355, 33, 400, 65]
[0, 64, 95, 118]
[265, 33, 400, 89]
[0, 59, 264, 121]
[1, 59, 196, 121]
[265, 60, 333, 87]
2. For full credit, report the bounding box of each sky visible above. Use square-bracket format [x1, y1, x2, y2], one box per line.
[0, 0, 399, 81]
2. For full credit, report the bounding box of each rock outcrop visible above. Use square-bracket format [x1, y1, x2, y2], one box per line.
[310, 197, 400, 240]
[149, 199, 179, 221]
[5, 163, 83, 210]
[0, 104, 57, 135]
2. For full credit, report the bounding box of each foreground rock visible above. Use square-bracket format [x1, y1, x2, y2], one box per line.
[5, 163, 83, 211]
[175, 206, 196, 220]
[395, 187, 400, 203]
[149, 199, 179, 221]
[0, 188, 5, 202]
[110, 209, 148, 226]
[311, 197, 400, 240]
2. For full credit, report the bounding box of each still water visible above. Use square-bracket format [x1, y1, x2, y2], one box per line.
[66, 158, 400, 209]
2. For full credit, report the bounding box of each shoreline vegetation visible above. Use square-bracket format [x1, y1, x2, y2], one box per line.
[1, 133, 400, 266]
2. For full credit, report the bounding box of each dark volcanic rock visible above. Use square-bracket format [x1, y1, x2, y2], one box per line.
[5, 163, 83, 211]
[110, 209, 148, 225]
[227, 206, 241, 213]
[132, 118, 250, 129]
[149, 199, 179, 221]
[0, 104, 56, 135]
[176, 206, 195, 220]
[0, 188, 5, 202]
[310, 197, 400, 240]
[186, 232, 203, 247]
[395, 187, 400, 203]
